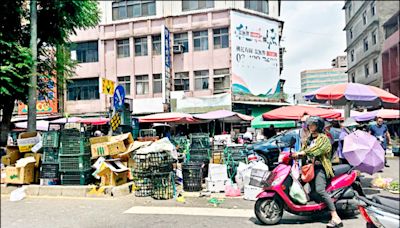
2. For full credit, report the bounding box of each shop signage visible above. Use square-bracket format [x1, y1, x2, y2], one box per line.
[161, 25, 171, 105]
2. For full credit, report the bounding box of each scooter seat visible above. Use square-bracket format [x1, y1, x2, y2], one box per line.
[332, 164, 352, 176]
[372, 195, 400, 212]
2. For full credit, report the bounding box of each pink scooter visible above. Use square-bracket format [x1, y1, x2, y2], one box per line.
[254, 139, 365, 225]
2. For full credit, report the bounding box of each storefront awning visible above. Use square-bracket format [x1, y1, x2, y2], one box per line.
[251, 115, 296, 129]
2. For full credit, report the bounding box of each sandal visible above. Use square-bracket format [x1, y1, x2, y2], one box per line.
[326, 220, 343, 228]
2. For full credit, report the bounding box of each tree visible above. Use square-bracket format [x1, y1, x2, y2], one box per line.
[0, 0, 100, 146]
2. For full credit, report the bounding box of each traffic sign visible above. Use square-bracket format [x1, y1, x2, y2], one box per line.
[101, 78, 115, 95]
[110, 112, 121, 131]
[113, 85, 125, 111]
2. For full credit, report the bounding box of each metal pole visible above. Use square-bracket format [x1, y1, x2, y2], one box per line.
[28, 0, 37, 132]
[345, 101, 351, 118]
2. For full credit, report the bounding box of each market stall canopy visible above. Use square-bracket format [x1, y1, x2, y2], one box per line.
[79, 117, 109, 125]
[332, 109, 363, 121]
[304, 83, 399, 108]
[353, 109, 400, 122]
[139, 112, 196, 123]
[193, 110, 254, 122]
[251, 115, 296, 129]
[14, 120, 49, 131]
[50, 117, 83, 123]
[262, 105, 341, 120]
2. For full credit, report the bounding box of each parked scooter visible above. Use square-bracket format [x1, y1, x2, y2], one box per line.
[254, 137, 365, 225]
[357, 195, 400, 228]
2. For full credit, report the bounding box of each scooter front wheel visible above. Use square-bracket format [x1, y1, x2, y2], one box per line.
[254, 197, 283, 225]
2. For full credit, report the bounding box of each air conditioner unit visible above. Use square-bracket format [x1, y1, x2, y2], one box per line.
[173, 44, 184, 54]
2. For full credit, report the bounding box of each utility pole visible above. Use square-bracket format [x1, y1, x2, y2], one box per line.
[28, 0, 37, 131]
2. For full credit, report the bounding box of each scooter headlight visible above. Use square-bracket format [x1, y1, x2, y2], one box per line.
[271, 175, 285, 186]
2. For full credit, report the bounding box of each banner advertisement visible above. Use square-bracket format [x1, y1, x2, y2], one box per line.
[18, 77, 58, 114]
[230, 11, 280, 96]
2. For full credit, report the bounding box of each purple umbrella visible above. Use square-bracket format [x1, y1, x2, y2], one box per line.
[342, 130, 385, 175]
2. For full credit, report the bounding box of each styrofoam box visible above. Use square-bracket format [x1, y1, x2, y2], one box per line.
[244, 185, 262, 201]
[205, 177, 228, 193]
[208, 164, 228, 181]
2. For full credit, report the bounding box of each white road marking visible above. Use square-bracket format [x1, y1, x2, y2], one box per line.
[124, 206, 254, 218]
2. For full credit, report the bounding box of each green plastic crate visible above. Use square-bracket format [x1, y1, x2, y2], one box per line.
[59, 140, 90, 155]
[42, 131, 60, 148]
[42, 148, 59, 163]
[60, 169, 93, 185]
[59, 154, 91, 172]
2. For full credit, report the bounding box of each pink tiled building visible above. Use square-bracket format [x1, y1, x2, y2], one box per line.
[66, 1, 283, 116]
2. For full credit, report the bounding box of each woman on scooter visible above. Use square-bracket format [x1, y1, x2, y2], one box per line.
[292, 116, 343, 228]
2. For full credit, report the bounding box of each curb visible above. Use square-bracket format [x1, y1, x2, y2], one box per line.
[0, 182, 134, 198]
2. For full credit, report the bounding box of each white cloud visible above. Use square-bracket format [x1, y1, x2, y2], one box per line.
[280, 1, 346, 95]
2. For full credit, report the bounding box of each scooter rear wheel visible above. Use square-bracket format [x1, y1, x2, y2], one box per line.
[255, 197, 283, 225]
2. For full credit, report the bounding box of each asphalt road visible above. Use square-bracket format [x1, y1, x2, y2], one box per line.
[1, 195, 365, 228]
[1, 157, 398, 228]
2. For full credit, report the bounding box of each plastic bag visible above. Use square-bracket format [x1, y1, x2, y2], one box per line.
[289, 176, 308, 205]
[10, 186, 27, 202]
[291, 161, 300, 180]
[225, 182, 241, 197]
[372, 175, 392, 189]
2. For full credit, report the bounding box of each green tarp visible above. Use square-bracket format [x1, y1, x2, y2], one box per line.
[251, 115, 296, 129]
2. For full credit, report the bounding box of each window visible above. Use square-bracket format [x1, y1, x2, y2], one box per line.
[373, 58, 378, 73]
[351, 72, 355, 83]
[174, 33, 189, 53]
[349, 27, 353, 39]
[67, 78, 99, 100]
[112, 0, 156, 21]
[152, 35, 161, 55]
[363, 37, 369, 52]
[245, 0, 269, 14]
[153, 74, 162, 93]
[364, 64, 370, 78]
[213, 68, 230, 93]
[372, 30, 377, 45]
[193, 30, 208, 51]
[362, 11, 367, 25]
[71, 41, 98, 63]
[135, 75, 149, 95]
[118, 76, 131, 95]
[213, 28, 229, 49]
[350, 50, 354, 62]
[174, 72, 189, 91]
[370, 1, 376, 16]
[182, 0, 214, 11]
[117, 39, 130, 58]
[194, 70, 209, 90]
[135, 37, 148, 56]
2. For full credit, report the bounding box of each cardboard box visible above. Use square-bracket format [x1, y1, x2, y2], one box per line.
[110, 133, 134, 148]
[208, 164, 228, 181]
[5, 163, 35, 184]
[17, 132, 41, 153]
[97, 159, 129, 186]
[1, 168, 5, 184]
[2, 146, 21, 166]
[206, 177, 228, 193]
[91, 140, 126, 158]
[23, 152, 35, 158]
[89, 136, 111, 145]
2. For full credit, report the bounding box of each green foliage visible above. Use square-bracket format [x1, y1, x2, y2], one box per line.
[0, 40, 32, 105]
[0, 0, 100, 104]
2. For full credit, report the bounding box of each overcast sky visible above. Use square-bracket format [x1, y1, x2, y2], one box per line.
[280, 1, 346, 97]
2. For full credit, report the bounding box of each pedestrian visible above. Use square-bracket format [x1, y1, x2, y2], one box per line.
[369, 117, 391, 167]
[324, 121, 334, 144]
[292, 116, 342, 227]
[94, 130, 103, 137]
[264, 124, 277, 139]
[337, 118, 359, 164]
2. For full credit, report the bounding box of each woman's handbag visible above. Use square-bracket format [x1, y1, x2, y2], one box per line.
[301, 158, 315, 183]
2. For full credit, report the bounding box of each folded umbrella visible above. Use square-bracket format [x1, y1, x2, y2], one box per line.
[342, 130, 385, 175]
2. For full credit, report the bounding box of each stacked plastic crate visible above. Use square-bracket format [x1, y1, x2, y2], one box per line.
[59, 129, 92, 185]
[223, 145, 248, 179]
[40, 131, 61, 185]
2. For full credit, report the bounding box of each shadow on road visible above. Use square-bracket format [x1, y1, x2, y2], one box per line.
[248, 212, 359, 226]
